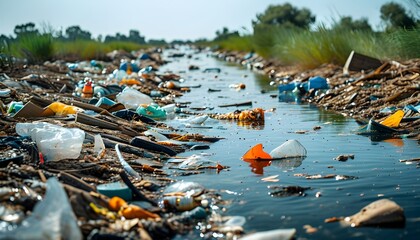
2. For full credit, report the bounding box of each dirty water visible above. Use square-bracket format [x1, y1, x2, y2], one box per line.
[158, 47, 419, 239]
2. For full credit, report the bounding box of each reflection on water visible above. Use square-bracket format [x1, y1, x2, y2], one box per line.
[242, 157, 305, 174]
[278, 92, 301, 103]
[242, 158, 271, 174]
[270, 157, 305, 170]
[162, 48, 420, 240]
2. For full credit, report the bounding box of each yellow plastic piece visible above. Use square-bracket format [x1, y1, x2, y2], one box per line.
[380, 110, 404, 128]
[46, 102, 83, 116]
[242, 143, 272, 160]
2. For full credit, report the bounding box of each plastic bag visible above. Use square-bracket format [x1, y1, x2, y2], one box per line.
[115, 87, 153, 110]
[0, 177, 82, 240]
[269, 140, 307, 159]
[16, 122, 85, 161]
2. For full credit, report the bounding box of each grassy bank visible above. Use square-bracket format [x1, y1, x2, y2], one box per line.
[212, 26, 420, 69]
[1, 34, 148, 64]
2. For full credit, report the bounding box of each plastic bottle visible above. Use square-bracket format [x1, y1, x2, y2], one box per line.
[115, 87, 153, 110]
[15, 122, 85, 161]
[81, 79, 93, 99]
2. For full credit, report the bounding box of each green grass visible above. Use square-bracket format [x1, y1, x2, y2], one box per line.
[213, 25, 420, 69]
[9, 33, 54, 63]
[387, 28, 420, 59]
[216, 35, 254, 52]
[7, 35, 149, 63]
[54, 40, 147, 60]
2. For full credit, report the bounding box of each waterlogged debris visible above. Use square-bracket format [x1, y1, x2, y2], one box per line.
[399, 157, 420, 164]
[357, 119, 409, 137]
[303, 224, 318, 234]
[160, 181, 205, 211]
[268, 185, 310, 197]
[334, 154, 355, 162]
[240, 228, 296, 240]
[170, 154, 227, 171]
[218, 100, 252, 108]
[108, 196, 160, 220]
[294, 173, 358, 180]
[211, 108, 264, 122]
[261, 175, 279, 182]
[326, 199, 405, 228]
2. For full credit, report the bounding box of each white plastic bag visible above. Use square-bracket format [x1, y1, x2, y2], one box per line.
[0, 178, 82, 240]
[115, 87, 153, 109]
[269, 140, 307, 159]
[16, 122, 85, 161]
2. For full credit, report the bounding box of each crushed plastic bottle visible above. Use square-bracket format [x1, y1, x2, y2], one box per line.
[116, 87, 154, 110]
[15, 122, 85, 161]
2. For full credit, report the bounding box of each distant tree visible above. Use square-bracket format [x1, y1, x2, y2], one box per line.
[14, 22, 39, 38]
[380, 2, 417, 30]
[148, 39, 167, 45]
[252, 3, 315, 29]
[214, 27, 239, 41]
[333, 16, 372, 31]
[65, 25, 91, 41]
[128, 30, 146, 44]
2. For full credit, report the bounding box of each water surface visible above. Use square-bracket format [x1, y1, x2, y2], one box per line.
[158, 47, 419, 239]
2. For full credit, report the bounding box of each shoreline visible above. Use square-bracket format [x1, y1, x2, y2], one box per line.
[212, 49, 420, 140]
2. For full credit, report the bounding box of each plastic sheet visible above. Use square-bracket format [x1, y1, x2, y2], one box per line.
[16, 122, 85, 161]
[0, 178, 82, 240]
[269, 140, 307, 159]
[116, 87, 153, 109]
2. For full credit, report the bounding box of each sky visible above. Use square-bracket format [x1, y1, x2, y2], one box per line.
[0, 0, 413, 42]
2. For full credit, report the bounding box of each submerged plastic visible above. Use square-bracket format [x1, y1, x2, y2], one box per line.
[0, 178, 82, 239]
[16, 122, 85, 161]
[269, 140, 307, 159]
[242, 144, 272, 160]
[380, 110, 404, 128]
[116, 87, 153, 110]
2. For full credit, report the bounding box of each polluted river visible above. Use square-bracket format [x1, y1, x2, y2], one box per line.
[159, 47, 420, 239]
[0, 45, 419, 240]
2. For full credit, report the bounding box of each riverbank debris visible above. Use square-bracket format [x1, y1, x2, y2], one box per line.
[325, 199, 405, 228]
[334, 154, 355, 162]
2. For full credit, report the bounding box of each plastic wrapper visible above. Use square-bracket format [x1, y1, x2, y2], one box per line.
[116, 87, 153, 109]
[16, 122, 85, 161]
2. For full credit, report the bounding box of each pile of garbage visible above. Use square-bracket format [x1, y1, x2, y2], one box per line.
[0, 48, 267, 239]
[214, 50, 420, 140]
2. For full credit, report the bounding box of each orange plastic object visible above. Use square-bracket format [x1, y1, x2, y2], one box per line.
[108, 196, 159, 219]
[119, 78, 142, 86]
[380, 110, 404, 128]
[108, 196, 127, 211]
[82, 81, 93, 98]
[120, 205, 159, 219]
[242, 143, 272, 160]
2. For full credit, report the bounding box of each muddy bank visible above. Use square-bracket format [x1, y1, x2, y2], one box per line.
[213, 50, 420, 139]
